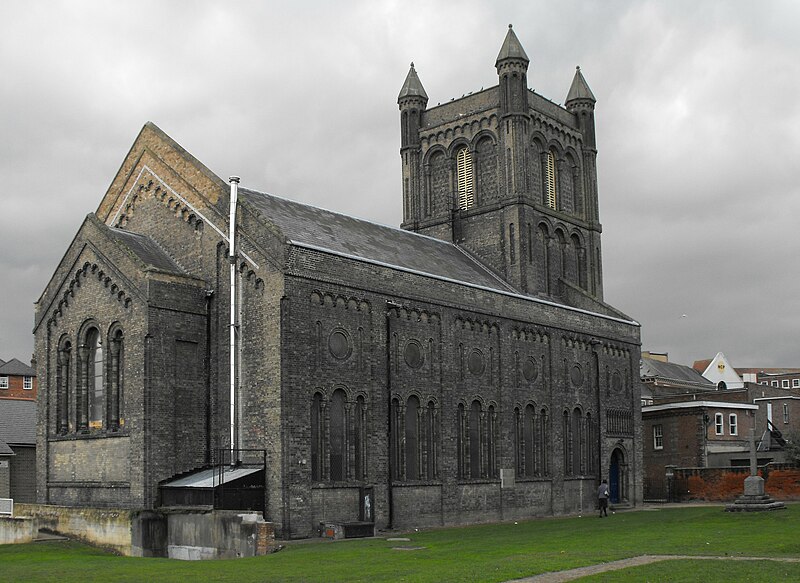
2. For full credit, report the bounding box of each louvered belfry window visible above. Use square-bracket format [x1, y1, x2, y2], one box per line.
[545, 150, 557, 209]
[456, 147, 475, 210]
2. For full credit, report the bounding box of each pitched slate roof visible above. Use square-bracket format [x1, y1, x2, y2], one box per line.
[0, 399, 36, 446]
[641, 358, 714, 387]
[241, 188, 517, 293]
[108, 228, 184, 274]
[0, 358, 35, 377]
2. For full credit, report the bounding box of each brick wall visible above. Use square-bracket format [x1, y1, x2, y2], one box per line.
[0, 373, 37, 400]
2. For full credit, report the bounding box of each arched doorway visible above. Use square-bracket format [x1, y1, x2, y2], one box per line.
[609, 448, 625, 504]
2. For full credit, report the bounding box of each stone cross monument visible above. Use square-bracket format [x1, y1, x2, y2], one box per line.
[725, 428, 785, 512]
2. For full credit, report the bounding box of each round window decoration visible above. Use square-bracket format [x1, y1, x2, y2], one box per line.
[612, 371, 622, 392]
[404, 340, 424, 369]
[570, 364, 584, 387]
[467, 349, 486, 376]
[328, 329, 352, 360]
[522, 357, 538, 382]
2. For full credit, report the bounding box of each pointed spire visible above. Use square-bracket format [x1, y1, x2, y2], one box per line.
[398, 62, 428, 102]
[566, 66, 596, 104]
[495, 24, 529, 67]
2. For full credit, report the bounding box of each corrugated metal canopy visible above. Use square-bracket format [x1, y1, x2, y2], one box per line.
[161, 466, 262, 489]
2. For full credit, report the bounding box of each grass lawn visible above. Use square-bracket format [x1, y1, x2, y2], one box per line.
[1, 505, 799, 582]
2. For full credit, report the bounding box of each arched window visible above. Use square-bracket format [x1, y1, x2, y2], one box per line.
[563, 410, 570, 475]
[514, 407, 523, 476]
[544, 150, 557, 209]
[523, 404, 535, 477]
[57, 339, 71, 435]
[329, 389, 346, 481]
[539, 407, 549, 476]
[405, 395, 420, 480]
[424, 400, 437, 479]
[571, 408, 583, 475]
[487, 404, 498, 479]
[86, 328, 104, 429]
[474, 136, 497, 202]
[586, 412, 596, 475]
[311, 392, 323, 481]
[391, 398, 401, 480]
[469, 400, 482, 478]
[457, 403, 466, 479]
[456, 147, 475, 210]
[354, 396, 366, 481]
[109, 327, 124, 431]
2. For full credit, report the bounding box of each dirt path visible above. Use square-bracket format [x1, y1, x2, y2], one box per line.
[505, 554, 800, 582]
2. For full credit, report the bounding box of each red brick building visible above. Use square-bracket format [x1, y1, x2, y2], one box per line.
[0, 358, 37, 400]
[0, 357, 37, 502]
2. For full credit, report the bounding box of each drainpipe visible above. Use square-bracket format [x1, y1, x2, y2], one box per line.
[229, 176, 240, 466]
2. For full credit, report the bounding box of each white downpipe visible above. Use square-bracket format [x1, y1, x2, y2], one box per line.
[228, 176, 240, 465]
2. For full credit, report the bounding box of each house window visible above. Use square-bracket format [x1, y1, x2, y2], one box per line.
[729, 414, 738, 436]
[545, 150, 557, 209]
[782, 380, 790, 389]
[793, 379, 800, 388]
[653, 424, 663, 450]
[772, 381, 779, 387]
[456, 147, 475, 210]
[23, 376, 33, 390]
[714, 413, 724, 435]
[0, 376, 7, 389]
[784, 403, 789, 424]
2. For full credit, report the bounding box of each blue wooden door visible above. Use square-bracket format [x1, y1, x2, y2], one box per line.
[609, 452, 620, 503]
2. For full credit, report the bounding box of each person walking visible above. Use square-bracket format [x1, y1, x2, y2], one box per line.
[598, 479, 610, 517]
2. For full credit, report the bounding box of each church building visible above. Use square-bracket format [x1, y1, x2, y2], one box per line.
[34, 26, 642, 539]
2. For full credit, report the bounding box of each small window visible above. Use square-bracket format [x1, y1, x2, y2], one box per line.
[714, 413, 724, 435]
[0, 376, 7, 389]
[793, 379, 800, 388]
[784, 403, 790, 424]
[729, 414, 738, 436]
[782, 380, 790, 388]
[23, 376, 33, 390]
[717, 381, 727, 390]
[772, 381, 779, 387]
[456, 147, 475, 210]
[653, 424, 663, 450]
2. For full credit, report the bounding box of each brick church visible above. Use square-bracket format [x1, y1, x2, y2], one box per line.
[34, 26, 642, 538]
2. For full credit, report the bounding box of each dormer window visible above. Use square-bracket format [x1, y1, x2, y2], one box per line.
[456, 147, 475, 210]
[545, 150, 557, 209]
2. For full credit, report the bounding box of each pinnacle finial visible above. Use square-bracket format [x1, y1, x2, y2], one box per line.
[576, 65, 581, 70]
[410, 62, 415, 68]
[509, 23, 513, 29]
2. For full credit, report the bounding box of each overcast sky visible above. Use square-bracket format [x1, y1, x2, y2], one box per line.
[2, 1, 799, 370]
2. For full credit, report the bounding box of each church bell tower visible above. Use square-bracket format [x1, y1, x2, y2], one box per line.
[399, 26, 605, 302]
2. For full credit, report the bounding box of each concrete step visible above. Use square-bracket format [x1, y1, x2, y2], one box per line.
[34, 530, 69, 542]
